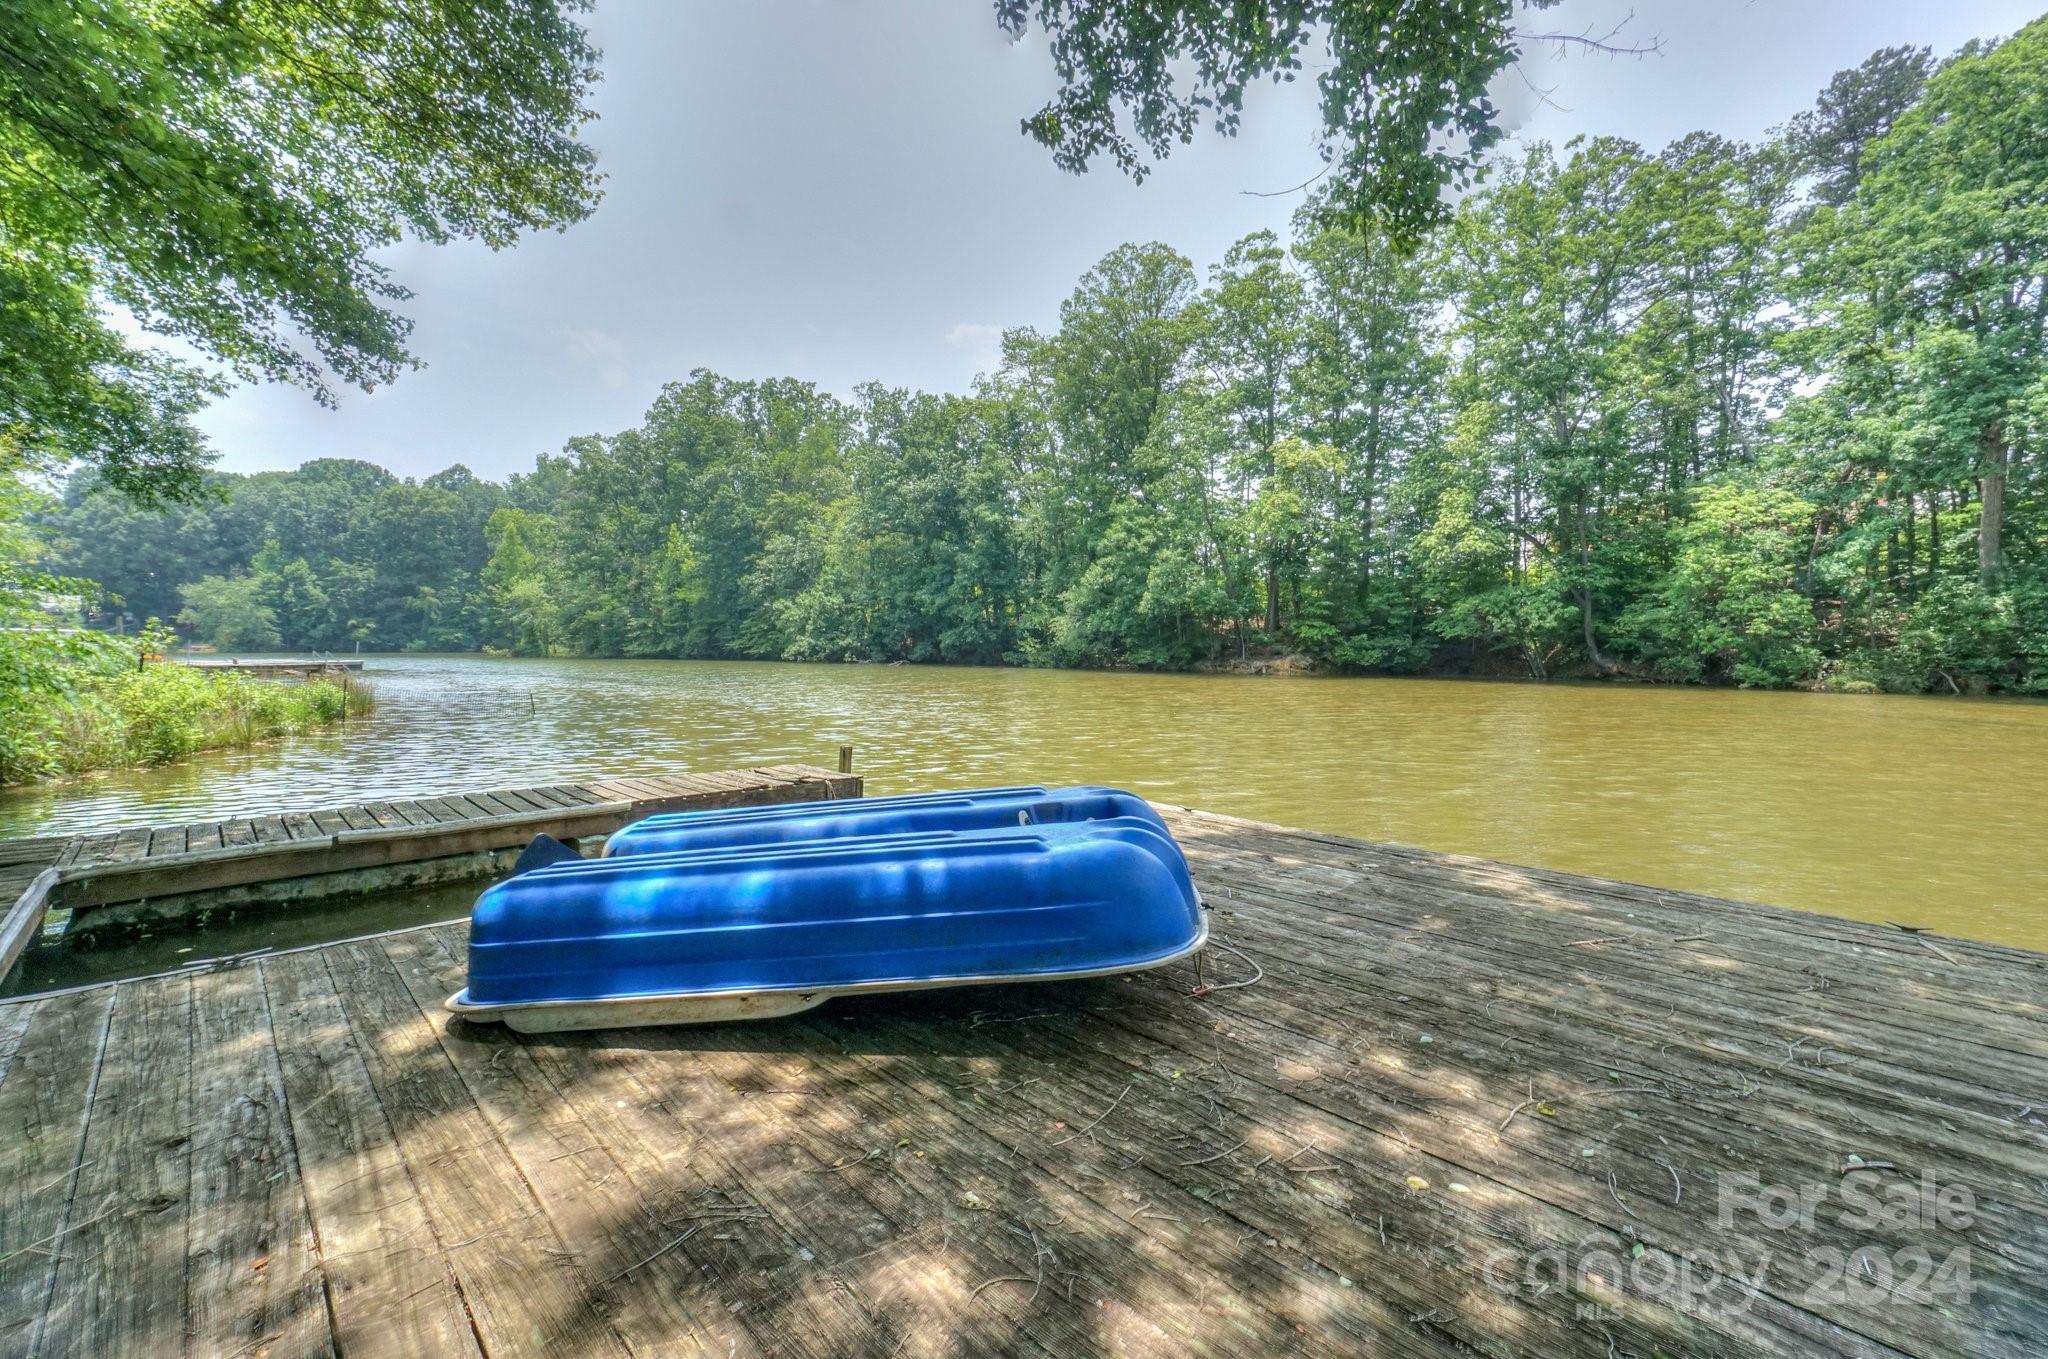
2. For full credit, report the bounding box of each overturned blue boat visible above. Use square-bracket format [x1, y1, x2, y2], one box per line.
[447, 787, 1205, 1032]
[604, 784, 1172, 857]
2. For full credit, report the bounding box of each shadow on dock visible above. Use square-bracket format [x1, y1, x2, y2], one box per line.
[0, 803, 2042, 1356]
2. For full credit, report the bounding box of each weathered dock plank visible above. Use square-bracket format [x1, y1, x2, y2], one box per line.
[0, 870, 57, 985]
[184, 964, 329, 1358]
[0, 805, 2039, 1358]
[39, 976, 194, 1359]
[0, 989, 112, 1355]
[379, 926, 876, 1358]
[263, 949, 478, 1358]
[0, 765, 860, 940]
[320, 937, 632, 1359]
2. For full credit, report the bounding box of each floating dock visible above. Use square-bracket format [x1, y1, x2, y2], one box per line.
[0, 765, 862, 971]
[177, 658, 367, 677]
[0, 799, 2042, 1357]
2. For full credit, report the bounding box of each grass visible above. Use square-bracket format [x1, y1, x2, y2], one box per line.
[0, 650, 373, 786]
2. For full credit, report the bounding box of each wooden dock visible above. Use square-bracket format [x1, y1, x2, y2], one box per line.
[0, 765, 861, 969]
[0, 806, 2041, 1357]
[177, 658, 366, 677]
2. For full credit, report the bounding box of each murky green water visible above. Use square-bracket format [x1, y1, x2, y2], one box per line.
[2, 654, 2043, 951]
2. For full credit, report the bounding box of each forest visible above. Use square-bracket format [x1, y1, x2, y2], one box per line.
[28, 29, 2048, 694]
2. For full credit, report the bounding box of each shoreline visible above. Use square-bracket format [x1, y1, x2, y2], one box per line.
[434, 646, 2048, 701]
[0, 665, 373, 791]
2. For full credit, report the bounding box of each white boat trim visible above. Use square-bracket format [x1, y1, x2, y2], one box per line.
[446, 911, 1210, 1033]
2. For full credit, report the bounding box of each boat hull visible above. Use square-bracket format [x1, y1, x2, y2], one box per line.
[447, 914, 1208, 1032]
[604, 785, 1171, 857]
[448, 815, 1205, 1031]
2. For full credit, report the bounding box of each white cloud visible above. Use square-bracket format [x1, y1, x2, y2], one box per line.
[565, 326, 630, 389]
[944, 321, 1004, 375]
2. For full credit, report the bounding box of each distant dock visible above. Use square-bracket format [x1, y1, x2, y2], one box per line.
[177, 657, 367, 677]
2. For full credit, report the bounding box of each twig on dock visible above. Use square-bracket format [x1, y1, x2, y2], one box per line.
[1278, 1140, 1318, 1165]
[971, 1273, 1038, 1303]
[1178, 1138, 1248, 1168]
[968, 1009, 1061, 1030]
[601, 1225, 700, 1285]
[662, 1207, 771, 1227]
[0, 1196, 118, 1264]
[1914, 935, 1962, 965]
[1887, 922, 1963, 965]
[1050, 1084, 1131, 1147]
[972, 1220, 1054, 1306]
[1606, 1171, 1638, 1219]
[1498, 1086, 1665, 1133]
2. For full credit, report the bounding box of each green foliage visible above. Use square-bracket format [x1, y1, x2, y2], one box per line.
[1621, 480, 1823, 686]
[1784, 45, 1935, 208]
[0, 640, 369, 786]
[177, 575, 280, 651]
[16, 19, 2046, 696]
[1, 0, 602, 505]
[43, 459, 506, 649]
[481, 508, 559, 655]
[0, 627, 130, 783]
[996, 0, 1568, 243]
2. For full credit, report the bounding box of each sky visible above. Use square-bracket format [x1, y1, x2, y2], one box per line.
[194, 0, 2044, 482]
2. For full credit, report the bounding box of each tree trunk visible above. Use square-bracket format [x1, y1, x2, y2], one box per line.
[1576, 585, 1617, 676]
[1902, 500, 1918, 601]
[1264, 562, 1280, 634]
[1928, 493, 1941, 584]
[1361, 388, 1382, 607]
[1575, 587, 1649, 679]
[1195, 478, 1247, 662]
[1979, 424, 2008, 588]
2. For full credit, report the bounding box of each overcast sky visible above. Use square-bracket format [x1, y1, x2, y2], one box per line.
[195, 0, 2042, 482]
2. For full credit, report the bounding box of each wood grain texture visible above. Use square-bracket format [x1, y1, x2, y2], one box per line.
[184, 964, 331, 1358]
[39, 975, 193, 1359]
[0, 804, 2038, 1357]
[0, 989, 113, 1355]
[0, 766, 864, 937]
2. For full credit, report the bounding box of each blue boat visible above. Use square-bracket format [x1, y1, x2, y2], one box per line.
[447, 793, 1205, 1032]
[604, 784, 1172, 857]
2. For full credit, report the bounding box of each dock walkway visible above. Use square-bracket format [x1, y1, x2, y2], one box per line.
[0, 765, 860, 968]
[177, 659, 367, 677]
[0, 806, 2042, 1357]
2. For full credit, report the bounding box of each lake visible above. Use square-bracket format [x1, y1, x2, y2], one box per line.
[1, 654, 2043, 950]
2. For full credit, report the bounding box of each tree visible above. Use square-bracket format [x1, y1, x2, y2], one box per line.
[1292, 211, 1444, 649]
[481, 508, 559, 655]
[1791, 23, 2048, 589]
[1, 0, 602, 505]
[1785, 45, 1936, 208]
[1624, 133, 1789, 480]
[1009, 243, 1198, 626]
[177, 575, 280, 651]
[1197, 232, 1312, 633]
[1441, 138, 1659, 675]
[1623, 478, 1821, 686]
[254, 551, 334, 650]
[996, 0, 1639, 242]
